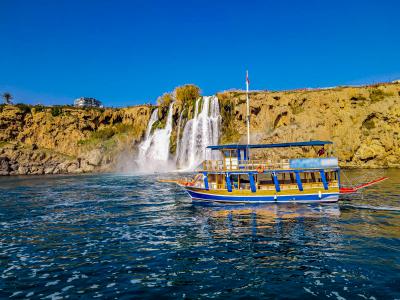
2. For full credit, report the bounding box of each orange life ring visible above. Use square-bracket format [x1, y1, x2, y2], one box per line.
[256, 165, 264, 173]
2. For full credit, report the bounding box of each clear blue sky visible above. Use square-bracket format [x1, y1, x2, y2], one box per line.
[1, 0, 399, 106]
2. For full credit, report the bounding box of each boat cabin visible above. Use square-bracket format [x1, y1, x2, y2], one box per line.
[193, 140, 340, 194]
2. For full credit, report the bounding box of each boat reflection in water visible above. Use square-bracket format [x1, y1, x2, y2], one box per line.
[192, 202, 342, 240]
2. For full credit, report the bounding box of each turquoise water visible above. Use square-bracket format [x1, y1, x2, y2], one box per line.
[0, 170, 399, 299]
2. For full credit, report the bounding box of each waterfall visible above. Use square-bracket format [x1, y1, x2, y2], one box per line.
[177, 96, 221, 169]
[145, 109, 159, 139]
[137, 103, 175, 170]
[175, 111, 184, 162]
[137, 108, 158, 161]
[136, 96, 221, 172]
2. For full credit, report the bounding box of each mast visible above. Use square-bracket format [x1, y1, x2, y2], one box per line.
[246, 70, 250, 145]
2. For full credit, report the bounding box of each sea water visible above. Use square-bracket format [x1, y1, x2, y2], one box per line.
[0, 169, 399, 299]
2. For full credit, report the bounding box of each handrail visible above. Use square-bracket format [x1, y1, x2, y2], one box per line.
[201, 159, 291, 172]
[200, 159, 338, 172]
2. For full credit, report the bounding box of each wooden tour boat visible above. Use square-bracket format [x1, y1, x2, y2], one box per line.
[176, 141, 342, 203]
[163, 140, 387, 203]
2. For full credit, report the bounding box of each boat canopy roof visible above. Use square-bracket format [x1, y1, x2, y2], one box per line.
[207, 140, 333, 150]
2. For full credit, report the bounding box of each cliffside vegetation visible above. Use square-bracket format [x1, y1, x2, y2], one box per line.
[155, 84, 201, 154]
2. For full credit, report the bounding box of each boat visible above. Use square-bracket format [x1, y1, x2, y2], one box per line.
[162, 140, 387, 203]
[160, 72, 387, 203]
[172, 140, 342, 203]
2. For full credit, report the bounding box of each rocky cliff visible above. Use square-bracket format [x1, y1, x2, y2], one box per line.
[1, 82, 399, 175]
[0, 104, 153, 175]
[217, 82, 400, 168]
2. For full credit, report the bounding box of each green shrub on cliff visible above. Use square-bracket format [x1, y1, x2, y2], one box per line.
[33, 105, 46, 113]
[174, 84, 201, 105]
[151, 119, 166, 133]
[157, 93, 174, 120]
[51, 106, 62, 117]
[92, 127, 115, 140]
[157, 92, 174, 107]
[174, 84, 201, 120]
[78, 127, 115, 146]
[114, 123, 133, 134]
[15, 103, 31, 114]
[369, 88, 393, 103]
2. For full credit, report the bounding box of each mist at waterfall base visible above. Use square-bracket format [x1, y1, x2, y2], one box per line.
[128, 96, 221, 173]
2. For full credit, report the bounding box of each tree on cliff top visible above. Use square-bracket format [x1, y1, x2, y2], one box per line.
[2, 92, 13, 104]
[174, 84, 201, 105]
[157, 92, 174, 107]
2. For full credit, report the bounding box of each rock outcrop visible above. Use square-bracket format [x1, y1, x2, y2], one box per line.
[217, 82, 400, 168]
[0, 104, 153, 175]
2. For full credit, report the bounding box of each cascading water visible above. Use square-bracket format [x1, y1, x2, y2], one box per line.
[175, 111, 184, 162]
[145, 109, 159, 140]
[137, 103, 175, 171]
[177, 96, 221, 169]
[136, 96, 221, 172]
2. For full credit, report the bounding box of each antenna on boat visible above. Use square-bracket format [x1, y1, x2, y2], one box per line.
[246, 70, 250, 145]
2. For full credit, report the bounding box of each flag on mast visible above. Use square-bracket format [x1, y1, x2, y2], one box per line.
[246, 70, 250, 145]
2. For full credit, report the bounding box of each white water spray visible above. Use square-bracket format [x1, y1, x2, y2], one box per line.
[175, 111, 184, 162]
[136, 96, 221, 172]
[137, 103, 175, 171]
[145, 109, 159, 139]
[177, 96, 221, 169]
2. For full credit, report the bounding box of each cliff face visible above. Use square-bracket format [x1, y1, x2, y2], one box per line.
[217, 82, 400, 168]
[0, 105, 153, 175]
[1, 82, 399, 175]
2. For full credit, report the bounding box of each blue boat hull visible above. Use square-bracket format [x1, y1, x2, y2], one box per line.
[185, 189, 339, 203]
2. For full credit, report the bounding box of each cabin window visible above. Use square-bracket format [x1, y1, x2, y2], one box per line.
[257, 174, 274, 185]
[325, 171, 331, 182]
[209, 174, 226, 189]
[325, 171, 338, 183]
[208, 174, 216, 184]
[300, 172, 309, 183]
[230, 174, 239, 189]
[238, 174, 251, 190]
[300, 172, 321, 183]
[289, 173, 295, 184]
[277, 173, 294, 184]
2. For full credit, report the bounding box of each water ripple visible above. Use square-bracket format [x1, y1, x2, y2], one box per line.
[0, 170, 399, 299]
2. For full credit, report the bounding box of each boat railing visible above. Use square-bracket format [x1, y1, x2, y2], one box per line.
[201, 159, 291, 172]
[208, 181, 339, 191]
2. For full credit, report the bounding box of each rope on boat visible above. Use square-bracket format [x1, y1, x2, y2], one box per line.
[341, 169, 386, 188]
[340, 171, 388, 194]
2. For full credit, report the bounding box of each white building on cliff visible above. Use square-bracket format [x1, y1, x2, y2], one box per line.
[74, 97, 102, 108]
